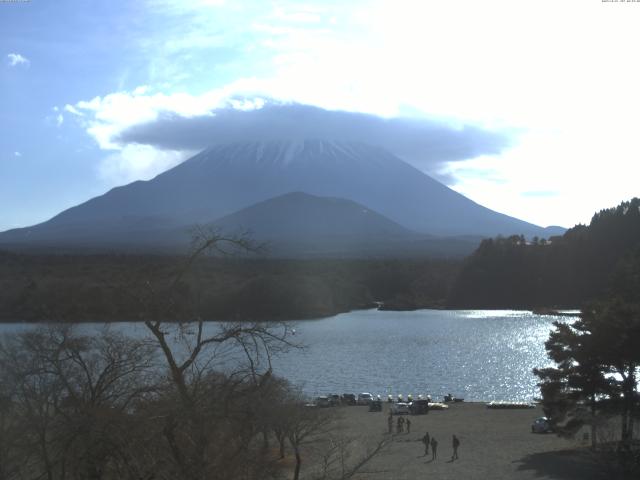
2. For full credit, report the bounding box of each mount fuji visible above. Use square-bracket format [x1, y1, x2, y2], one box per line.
[0, 140, 564, 255]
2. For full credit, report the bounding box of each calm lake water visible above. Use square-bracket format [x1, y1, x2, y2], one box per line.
[0, 309, 572, 402]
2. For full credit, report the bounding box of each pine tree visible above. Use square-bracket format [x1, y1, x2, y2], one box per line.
[535, 246, 640, 453]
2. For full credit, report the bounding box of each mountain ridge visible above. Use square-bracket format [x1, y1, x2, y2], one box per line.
[0, 139, 565, 254]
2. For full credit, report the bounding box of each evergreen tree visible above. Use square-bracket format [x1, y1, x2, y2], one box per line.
[533, 316, 612, 449]
[535, 246, 640, 463]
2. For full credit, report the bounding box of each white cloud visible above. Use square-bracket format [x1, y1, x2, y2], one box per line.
[150, 0, 226, 10]
[7, 53, 30, 67]
[14, 151, 21, 157]
[73, 87, 226, 149]
[69, 81, 274, 151]
[98, 144, 194, 185]
[45, 108, 65, 128]
[64, 104, 84, 116]
[67, 0, 640, 227]
[337, 0, 640, 227]
[116, 102, 508, 175]
[68, 84, 254, 184]
[446, 129, 640, 227]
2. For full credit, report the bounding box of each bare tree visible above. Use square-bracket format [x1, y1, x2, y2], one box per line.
[0, 326, 157, 480]
[274, 398, 391, 480]
[135, 230, 297, 480]
[284, 402, 335, 480]
[313, 433, 392, 480]
[0, 374, 20, 480]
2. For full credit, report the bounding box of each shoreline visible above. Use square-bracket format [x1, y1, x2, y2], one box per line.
[0, 305, 582, 324]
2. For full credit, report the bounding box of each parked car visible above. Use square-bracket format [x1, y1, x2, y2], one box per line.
[531, 417, 552, 433]
[409, 399, 430, 415]
[391, 402, 410, 415]
[443, 393, 464, 403]
[316, 396, 331, 408]
[357, 392, 373, 405]
[329, 394, 341, 406]
[369, 399, 383, 412]
[341, 393, 357, 406]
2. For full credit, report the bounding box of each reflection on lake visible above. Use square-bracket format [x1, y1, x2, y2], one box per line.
[0, 309, 568, 402]
[273, 309, 564, 402]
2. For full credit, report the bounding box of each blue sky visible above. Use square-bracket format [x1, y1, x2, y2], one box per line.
[2, 0, 640, 232]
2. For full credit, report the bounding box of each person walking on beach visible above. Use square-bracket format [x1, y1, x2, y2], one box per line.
[396, 416, 403, 434]
[451, 434, 460, 460]
[422, 432, 430, 456]
[430, 437, 438, 460]
[406, 418, 411, 434]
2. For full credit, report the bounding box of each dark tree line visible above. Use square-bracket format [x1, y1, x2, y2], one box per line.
[448, 198, 640, 308]
[0, 252, 461, 322]
[534, 246, 640, 475]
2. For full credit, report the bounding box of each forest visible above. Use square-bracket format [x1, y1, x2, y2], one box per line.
[1, 198, 639, 322]
[0, 251, 460, 322]
[448, 198, 640, 309]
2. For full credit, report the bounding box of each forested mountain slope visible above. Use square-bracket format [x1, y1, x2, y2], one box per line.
[448, 198, 640, 308]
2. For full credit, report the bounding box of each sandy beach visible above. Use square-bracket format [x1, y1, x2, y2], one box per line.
[302, 402, 607, 480]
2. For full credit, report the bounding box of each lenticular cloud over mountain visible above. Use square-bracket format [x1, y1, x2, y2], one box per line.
[117, 102, 510, 177]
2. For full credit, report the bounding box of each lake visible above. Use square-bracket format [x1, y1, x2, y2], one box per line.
[0, 309, 571, 402]
[271, 309, 571, 402]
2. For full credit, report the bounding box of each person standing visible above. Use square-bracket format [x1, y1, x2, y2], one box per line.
[430, 437, 438, 460]
[406, 418, 411, 434]
[387, 414, 393, 434]
[422, 431, 430, 456]
[452, 434, 460, 460]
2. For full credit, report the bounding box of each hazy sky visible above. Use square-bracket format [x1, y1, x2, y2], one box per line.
[2, 0, 639, 231]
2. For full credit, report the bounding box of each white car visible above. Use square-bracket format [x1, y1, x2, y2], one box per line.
[391, 402, 410, 415]
[357, 392, 373, 405]
[531, 417, 552, 433]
